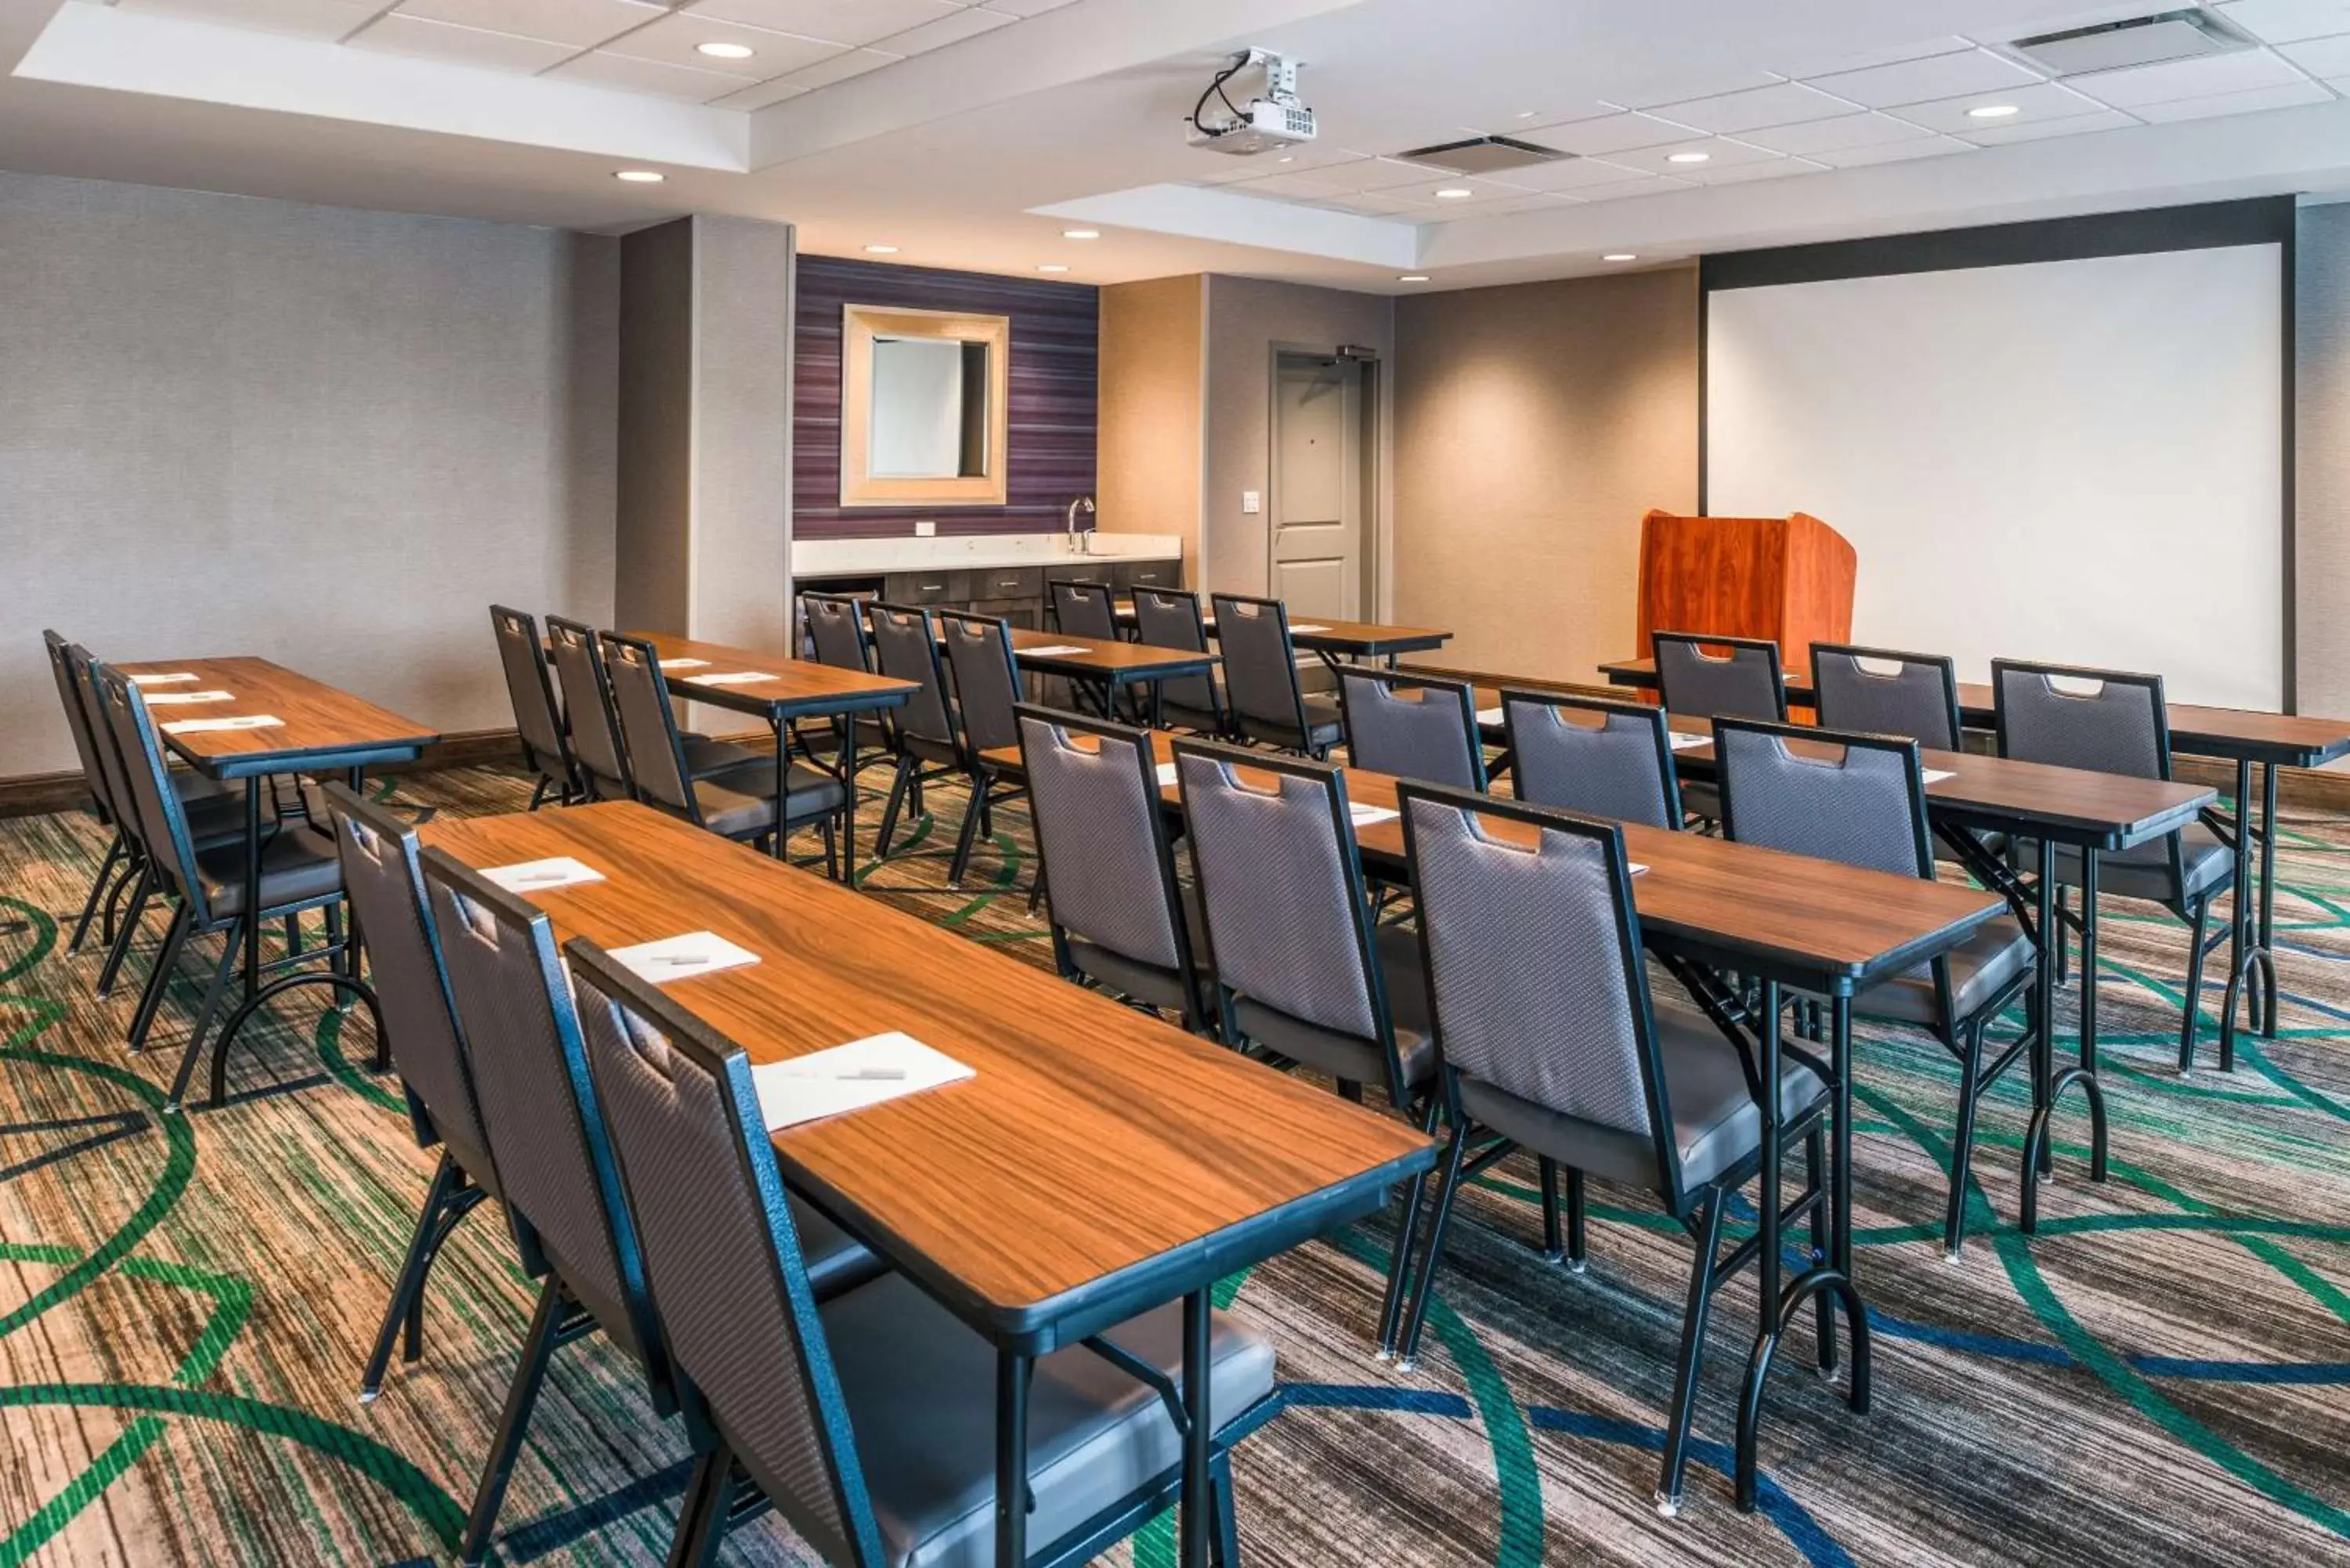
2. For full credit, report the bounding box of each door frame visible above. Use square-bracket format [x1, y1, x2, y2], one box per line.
[1266, 340, 1382, 617]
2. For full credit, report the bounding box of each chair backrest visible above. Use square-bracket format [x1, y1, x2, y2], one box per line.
[1047, 580, 1119, 641]
[1396, 785, 1685, 1204]
[70, 645, 150, 853]
[1714, 717, 1932, 880]
[1502, 690, 1683, 829]
[489, 606, 573, 786]
[1991, 659, 2171, 781]
[862, 602, 956, 750]
[801, 593, 873, 674]
[42, 630, 111, 822]
[938, 612, 1023, 759]
[1130, 587, 1217, 714]
[598, 633, 699, 822]
[1014, 704, 1193, 987]
[321, 783, 494, 1178]
[1335, 670, 1485, 790]
[1173, 739, 1408, 1100]
[1652, 631, 1787, 723]
[1209, 594, 1311, 735]
[547, 616, 631, 802]
[89, 663, 211, 921]
[567, 941, 881, 1564]
[418, 850, 660, 1367]
[1810, 644, 1962, 752]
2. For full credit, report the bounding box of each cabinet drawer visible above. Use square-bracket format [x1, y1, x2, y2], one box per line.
[967, 598, 1039, 630]
[885, 571, 968, 606]
[972, 565, 1043, 601]
[1113, 559, 1183, 591]
[1049, 562, 1115, 587]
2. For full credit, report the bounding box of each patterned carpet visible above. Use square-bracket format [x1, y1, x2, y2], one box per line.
[2, 760, 2347, 1567]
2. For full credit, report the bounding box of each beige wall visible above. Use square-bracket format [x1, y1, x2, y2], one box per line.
[1202, 276, 1396, 601]
[0, 171, 618, 779]
[1393, 267, 1700, 683]
[1097, 275, 1206, 578]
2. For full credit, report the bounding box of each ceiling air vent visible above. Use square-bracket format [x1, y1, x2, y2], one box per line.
[1395, 135, 1567, 175]
[2005, 8, 2256, 75]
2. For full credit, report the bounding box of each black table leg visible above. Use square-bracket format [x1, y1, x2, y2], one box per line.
[2077, 850, 2100, 1073]
[2219, 758, 2258, 1070]
[241, 778, 262, 997]
[2033, 839, 2056, 1180]
[770, 713, 791, 863]
[1831, 990, 1855, 1288]
[2259, 761, 2280, 1038]
[1180, 1287, 1213, 1568]
[996, 1350, 1029, 1565]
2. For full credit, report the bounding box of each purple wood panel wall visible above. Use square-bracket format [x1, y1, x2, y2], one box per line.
[795, 255, 1098, 540]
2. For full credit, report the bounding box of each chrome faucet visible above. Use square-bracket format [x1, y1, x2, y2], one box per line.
[1065, 494, 1097, 538]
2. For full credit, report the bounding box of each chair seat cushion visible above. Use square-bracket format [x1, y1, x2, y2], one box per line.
[1235, 695, 1342, 754]
[792, 1194, 885, 1300]
[193, 824, 342, 917]
[2010, 822, 2232, 906]
[696, 762, 849, 839]
[823, 1274, 1275, 1568]
[1067, 891, 1205, 1018]
[1459, 1003, 1825, 1190]
[681, 735, 764, 780]
[1230, 924, 1435, 1093]
[1853, 916, 2034, 1027]
[1680, 779, 1721, 823]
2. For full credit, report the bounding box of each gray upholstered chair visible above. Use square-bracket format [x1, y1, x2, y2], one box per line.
[1047, 577, 1120, 641]
[489, 606, 577, 809]
[1211, 593, 1340, 757]
[794, 592, 892, 860]
[1132, 586, 1227, 736]
[1390, 783, 1833, 1513]
[598, 631, 848, 876]
[1652, 632, 1785, 824]
[1336, 669, 1486, 790]
[1715, 718, 2037, 1255]
[1015, 705, 1206, 1029]
[1172, 738, 1437, 1356]
[1502, 689, 1686, 829]
[566, 936, 1278, 1568]
[417, 851, 880, 1566]
[938, 612, 1032, 888]
[1992, 659, 2233, 1071]
[862, 602, 966, 862]
[322, 784, 505, 1400]
[1809, 644, 2001, 866]
[544, 616, 634, 803]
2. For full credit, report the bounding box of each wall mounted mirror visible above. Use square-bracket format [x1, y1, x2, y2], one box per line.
[841, 303, 1010, 507]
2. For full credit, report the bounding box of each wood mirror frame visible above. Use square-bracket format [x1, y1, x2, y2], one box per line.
[840, 303, 1011, 508]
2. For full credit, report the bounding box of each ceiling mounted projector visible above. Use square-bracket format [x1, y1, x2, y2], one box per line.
[1187, 48, 1317, 155]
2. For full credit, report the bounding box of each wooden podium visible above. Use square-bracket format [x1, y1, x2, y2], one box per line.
[1634, 508, 1856, 664]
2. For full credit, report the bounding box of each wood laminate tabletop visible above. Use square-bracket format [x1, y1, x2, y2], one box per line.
[1003, 626, 1217, 684]
[627, 633, 917, 722]
[115, 656, 439, 779]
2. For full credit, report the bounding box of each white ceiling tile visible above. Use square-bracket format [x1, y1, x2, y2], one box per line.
[870, 5, 1014, 54]
[1600, 135, 1784, 177]
[1772, 34, 1972, 81]
[1223, 171, 1358, 199]
[1737, 110, 1935, 155]
[684, 0, 956, 49]
[1347, 156, 1459, 190]
[1958, 107, 2139, 143]
[1646, 80, 1863, 134]
[1488, 154, 1658, 193]
[1421, 191, 1575, 221]
[2131, 77, 2335, 117]
[349, 12, 576, 69]
[2088, 46, 2310, 105]
[548, 49, 748, 100]
[1568, 174, 1697, 202]
[118, 0, 384, 42]
[2214, 0, 2350, 44]
[1608, 67, 1784, 109]
[601, 10, 840, 78]
[763, 45, 900, 90]
[709, 74, 812, 108]
[985, 0, 1078, 12]
[1484, 102, 1621, 135]
[1809, 135, 1976, 168]
[1535, 112, 1698, 155]
[1685, 157, 1827, 185]
[1375, 175, 1533, 206]
[1314, 191, 1429, 215]
[394, 0, 663, 49]
[2279, 31, 2350, 72]
[1235, 144, 1375, 175]
[1807, 46, 2041, 109]
[1887, 80, 2107, 133]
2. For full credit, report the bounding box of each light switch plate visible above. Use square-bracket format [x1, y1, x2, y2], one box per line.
[915, 520, 937, 537]
[1242, 491, 1261, 515]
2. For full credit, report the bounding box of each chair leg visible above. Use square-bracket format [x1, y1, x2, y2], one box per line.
[821, 817, 840, 881]
[1564, 1167, 1587, 1273]
[1027, 867, 1047, 916]
[461, 1277, 569, 1568]
[2054, 885, 2071, 985]
[1209, 1448, 1243, 1568]
[95, 869, 154, 998]
[125, 904, 193, 1054]
[360, 1152, 468, 1401]
[2178, 896, 2211, 1074]
[164, 925, 244, 1113]
[875, 757, 916, 858]
[664, 1442, 736, 1568]
[1374, 1097, 1442, 1359]
[1806, 1124, 1835, 1374]
[1538, 1156, 1564, 1263]
[526, 775, 552, 811]
[1945, 1021, 1987, 1259]
[1654, 1194, 1730, 1516]
[1397, 1115, 1474, 1369]
[68, 833, 126, 955]
[947, 781, 988, 887]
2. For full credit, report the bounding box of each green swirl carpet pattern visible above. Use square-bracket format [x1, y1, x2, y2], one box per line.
[2, 763, 2348, 1566]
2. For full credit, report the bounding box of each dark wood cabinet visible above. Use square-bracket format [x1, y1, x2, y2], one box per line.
[804, 555, 1181, 638]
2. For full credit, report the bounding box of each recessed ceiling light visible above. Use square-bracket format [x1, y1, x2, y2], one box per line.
[1275, 155, 1295, 163]
[864, 244, 899, 254]
[1665, 151, 1711, 164]
[1398, 274, 1431, 282]
[1603, 253, 1637, 262]
[1434, 186, 1474, 200]
[614, 169, 665, 183]
[1516, 110, 1538, 119]
[1967, 103, 2022, 119]
[1061, 229, 1100, 240]
[696, 40, 755, 58]
[1038, 263, 1070, 273]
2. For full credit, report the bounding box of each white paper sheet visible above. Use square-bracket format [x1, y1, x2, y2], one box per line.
[1475, 706, 1504, 724]
[1289, 623, 1331, 634]
[1348, 803, 1399, 828]
[1668, 732, 1710, 750]
[161, 714, 282, 735]
[605, 930, 760, 984]
[753, 1032, 975, 1131]
[142, 690, 234, 706]
[1156, 761, 1180, 786]
[1922, 768, 1956, 785]
[1019, 645, 1091, 658]
[481, 857, 604, 894]
[686, 671, 776, 687]
[660, 658, 711, 670]
[129, 672, 197, 685]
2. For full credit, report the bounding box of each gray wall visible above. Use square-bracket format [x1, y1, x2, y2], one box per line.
[2298, 202, 2350, 725]
[616, 219, 693, 633]
[0, 171, 618, 777]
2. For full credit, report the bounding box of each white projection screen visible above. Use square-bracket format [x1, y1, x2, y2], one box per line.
[1705, 244, 2285, 709]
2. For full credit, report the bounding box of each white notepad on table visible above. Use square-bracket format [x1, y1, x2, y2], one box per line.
[142, 690, 234, 706]
[1475, 706, 1503, 725]
[660, 657, 710, 670]
[1156, 761, 1180, 787]
[1348, 803, 1398, 829]
[754, 1032, 975, 1131]
[1289, 623, 1331, 634]
[1021, 645, 1091, 658]
[129, 672, 197, 685]
[481, 857, 604, 894]
[162, 714, 282, 735]
[1922, 768, 1956, 786]
[1668, 732, 1710, 751]
[606, 930, 759, 984]
[686, 671, 776, 687]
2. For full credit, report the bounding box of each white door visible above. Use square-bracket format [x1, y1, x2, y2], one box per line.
[1270, 353, 1363, 620]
